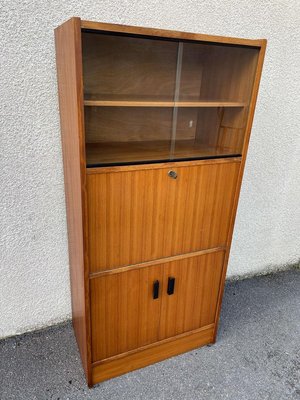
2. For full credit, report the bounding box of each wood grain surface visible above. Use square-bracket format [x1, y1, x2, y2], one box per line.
[87, 161, 240, 272]
[90, 251, 223, 362]
[55, 17, 91, 384]
[91, 325, 214, 384]
[81, 19, 265, 47]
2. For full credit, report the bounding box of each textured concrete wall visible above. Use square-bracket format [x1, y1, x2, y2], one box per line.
[1, 1, 299, 339]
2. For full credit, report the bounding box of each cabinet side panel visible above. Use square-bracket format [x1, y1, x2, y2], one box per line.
[213, 41, 267, 341]
[55, 18, 91, 383]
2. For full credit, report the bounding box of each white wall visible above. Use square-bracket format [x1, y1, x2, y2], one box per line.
[1, 1, 299, 339]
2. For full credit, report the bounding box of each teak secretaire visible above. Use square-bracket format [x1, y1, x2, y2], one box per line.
[55, 17, 266, 387]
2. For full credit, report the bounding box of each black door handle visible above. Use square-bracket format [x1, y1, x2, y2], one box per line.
[153, 280, 159, 299]
[167, 277, 175, 295]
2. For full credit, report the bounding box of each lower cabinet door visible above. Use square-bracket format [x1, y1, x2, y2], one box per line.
[90, 264, 163, 362]
[90, 250, 224, 363]
[159, 251, 224, 340]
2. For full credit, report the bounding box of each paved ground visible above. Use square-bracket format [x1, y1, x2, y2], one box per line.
[0, 268, 299, 400]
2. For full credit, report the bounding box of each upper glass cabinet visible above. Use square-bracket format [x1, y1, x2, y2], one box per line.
[82, 31, 259, 167]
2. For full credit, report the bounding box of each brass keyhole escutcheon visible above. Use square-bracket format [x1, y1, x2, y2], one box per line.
[168, 170, 177, 179]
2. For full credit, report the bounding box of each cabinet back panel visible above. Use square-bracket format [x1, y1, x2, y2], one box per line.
[82, 32, 177, 99]
[199, 45, 259, 103]
[85, 107, 197, 143]
[87, 161, 240, 272]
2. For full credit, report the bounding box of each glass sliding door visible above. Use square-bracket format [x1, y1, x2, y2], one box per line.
[82, 31, 178, 166]
[82, 31, 259, 167]
[170, 41, 259, 161]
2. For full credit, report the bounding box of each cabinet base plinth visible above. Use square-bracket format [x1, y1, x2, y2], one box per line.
[91, 325, 214, 386]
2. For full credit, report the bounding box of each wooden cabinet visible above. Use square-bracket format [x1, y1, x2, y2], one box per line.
[55, 17, 266, 386]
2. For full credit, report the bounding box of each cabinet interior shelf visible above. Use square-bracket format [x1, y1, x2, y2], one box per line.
[85, 140, 242, 166]
[84, 99, 247, 108]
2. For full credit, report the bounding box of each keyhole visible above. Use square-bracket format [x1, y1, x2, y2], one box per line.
[168, 170, 177, 179]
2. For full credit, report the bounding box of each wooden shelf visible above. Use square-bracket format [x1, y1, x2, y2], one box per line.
[86, 140, 240, 166]
[84, 99, 246, 108]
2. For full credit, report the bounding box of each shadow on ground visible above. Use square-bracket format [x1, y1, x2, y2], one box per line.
[0, 269, 299, 400]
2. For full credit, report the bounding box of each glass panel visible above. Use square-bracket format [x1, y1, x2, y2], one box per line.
[82, 31, 259, 167]
[82, 32, 178, 166]
[171, 42, 259, 161]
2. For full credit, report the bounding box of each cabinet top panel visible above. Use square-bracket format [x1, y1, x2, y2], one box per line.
[80, 18, 266, 48]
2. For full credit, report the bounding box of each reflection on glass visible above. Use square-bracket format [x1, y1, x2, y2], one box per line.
[82, 31, 259, 167]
